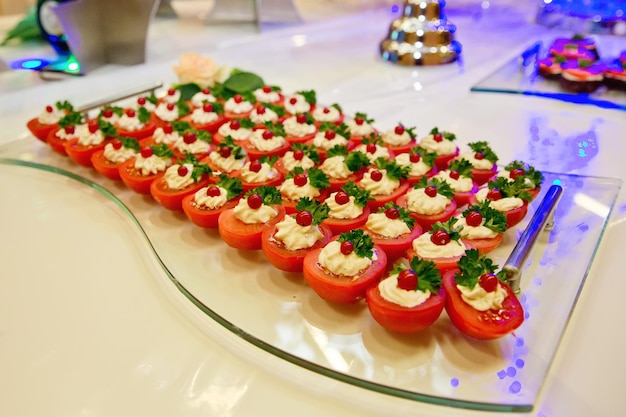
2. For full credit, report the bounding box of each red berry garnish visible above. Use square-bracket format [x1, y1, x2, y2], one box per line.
[45, 105, 53, 113]
[229, 120, 240, 130]
[465, 211, 483, 227]
[167, 88, 176, 96]
[183, 132, 197, 144]
[394, 125, 405, 135]
[289, 97, 298, 105]
[293, 150, 304, 160]
[256, 106, 267, 115]
[293, 173, 308, 187]
[430, 229, 451, 246]
[486, 188, 502, 200]
[296, 211, 313, 227]
[111, 140, 123, 150]
[88, 123, 99, 134]
[324, 130, 336, 140]
[366, 143, 377, 154]
[296, 113, 307, 124]
[340, 241, 354, 255]
[202, 102, 214, 113]
[433, 133, 443, 142]
[177, 165, 189, 176]
[249, 160, 262, 172]
[262, 86, 272, 93]
[474, 152, 484, 160]
[233, 95, 243, 104]
[137, 97, 147, 105]
[354, 117, 364, 126]
[103, 108, 113, 118]
[385, 207, 400, 220]
[397, 269, 418, 291]
[262, 130, 274, 140]
[125, 109, 136, 118]
[65, 125, 75, 135]
[206, 185, 221, 197]
[335, 191, 350, 205]
[323, 107, 330, 114]
[219, 146, 231, 158]
[409, 152, 421, 163]
[201, 88, 211, 94]
[509, 168, 525, 180]
[479, 273, 499, 293]
[166, 103, 175, 111]
[370, 170, 383, 181]
[247, 193, 263, 209]
[162, 124, 174, 134]
[140, 147, 153, 158]
[424, 185, 438, 197]
[449, 170, 460, 180]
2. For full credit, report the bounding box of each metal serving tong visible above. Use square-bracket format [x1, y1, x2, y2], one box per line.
[75, 82, 164, 114]
[503, 184, 563, 294]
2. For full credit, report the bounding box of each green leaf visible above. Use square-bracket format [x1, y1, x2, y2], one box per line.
[430, 217, 463, 243]
[462, 201, 507, 234]
[454, 249, 500, 288]
[391, 257, 441, 292]
[306, 167, 330, 190]
[245, 186, 282, 205]
[97, 120, 118, 138]
[413, 176, 455, 199]
[468, 141, 499, 163]
[447, 159, 474, 178]
[319, 121, 351, 139]
[151, 143, 174, 158]
[488, 176, 532, 201]
[344, 151, 371, 172]
[57, 112, 84, 128]
[373, 157, 410, 181]
[223, 72, 265, 94]
[176, 83, 202, 102]
[0, 8, 42, 46]
[325, 145, 348, 158]
[295, 197, 330, 225]
[342, 181, 372, 207]
[504, 160, 544, 188]
[171, 121, 192, 133]
[216, 175, 244, 200]
[296, 90, 317, 105]
[137, 107, 151, 124]
[378, 202, 415, 229]
[291, 143, 320, 164]
[218, 136, 246, 160]
[337, 229, 374, 259]
[408, 146, 437, 167]
[55, 101, 75, 112]
[118, 136, 140, 152]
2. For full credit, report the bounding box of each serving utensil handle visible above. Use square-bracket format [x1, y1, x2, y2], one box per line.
[76, 81, 163, 113]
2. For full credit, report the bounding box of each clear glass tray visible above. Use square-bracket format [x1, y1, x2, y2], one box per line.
[0, 135, 620, 412]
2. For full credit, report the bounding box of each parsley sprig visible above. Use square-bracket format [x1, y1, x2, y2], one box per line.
[137, 107, 151, 124]
[468, 141, 499, 164]
[178, 152, 212, 182]
[258, 155, 279, 167]
[99, 106, 123, 118]
[296, 90, 317, 105]
[319, 121, 351, 140]
[407, 146, 437, 168]
[216, 174, 244, 200]
[487, 177, 532, 201]
[395, 123, 417, 139]
[391, 257, 441, 292]
[262, 121, 286, 138]
[325, 145, 348, 158]
[171, 121, 192, 134]
[57, 111, 84, 128]
[344, 150, 371, 172]
[504, 160, 544, 188]
[290, 142, 320, 164]
[374, 157, 410, 181]
[337, 229, 374, 259]
[295, 197, 330, 225]
[150, 143, 174, 158]
[413, 176, 455, 199]
[379, 202, 415, 229]
[259, 103, 286, 117]
[430, 218, 463, 242]
[454, 249, 505, 288]
[447, 159, 473, 179]
[342, 181, 373, 207]
[218, 136, 246, 160]
[97, 119, 118, 138]
[117, 136, 141, 152]
[429, 127, 456, 141]
[245, 186, 282, 205]
[461, 201, 507, 234]
[291, 167, 330, 190]
[354, 112, 374, 124]
[55, 100, 74, 112]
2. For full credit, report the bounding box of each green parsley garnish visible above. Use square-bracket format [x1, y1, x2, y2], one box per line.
[413, 176, 455, 199]
[504, 160, 544, 188]
[117, 136, 141, 152]
[97, 119, 118, 138]
[262, 121, 286, 138]
[354, 112, 374, 124]
[307, 167, 330, 190]
[447, 159, 473, 178]
[295, 197, 330, 225]
[291, 143, 320, 164]
[487, 176, 532, 201]
[378, 202, 415, 229]
[325, 145, 348, 158]
[150, 143, 174, 158]
[407, 146, 437, 168]
[259, 103, 286, 117]
[461, 201, 507, 234]
[429, 127, 456, 141]
[468, 141, 499, 164]
[344, 150, 371, 172]
[55, 100, 74, 112]
[337, 229, 374, 259]
[57, 111, 84, 128]
[99, 106, 123, 118]
[258, 155, 279, 167]
[319, 121, 351, 140]
[216, 174, 244, 200]
[296, 90, 317, 105]
[430, 217, 463, 242]
[178, 152, 212, 182]
[342, 181, 373, 207]
[218, 136, 246, 160]
[171, 121, 192, 134]
[391, 257, 441, 293]
[454, 249, 505, 288]
[373, 157, 410, 181]
[244, 186, 282, 205]
[137, 107, 151, 124]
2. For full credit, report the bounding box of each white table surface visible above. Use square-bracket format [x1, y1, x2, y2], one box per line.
[1, 1, 625, 416]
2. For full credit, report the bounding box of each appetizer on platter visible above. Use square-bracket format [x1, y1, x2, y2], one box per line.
[397, 177, 457, 231]
[27, 100, 74, 143]
[418, 127, 459, 170]
[322, 181, 372, 235]
[361, 203, 422, 262]
[182, 175, 244, 229]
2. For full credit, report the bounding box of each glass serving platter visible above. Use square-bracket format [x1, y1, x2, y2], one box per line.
[0, 134, 620, 413]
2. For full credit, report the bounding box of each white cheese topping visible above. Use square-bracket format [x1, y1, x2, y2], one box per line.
[248, 129, 287, 152]
[345, 119, 375, 137]
[419, 134, 457, 155]
[412, 233, 466, 258]
[190, 91, 217, 107]
[318, 240, 372, 277]
[103, 143, 137, 164]
[457, 152, 494, 170]
[250, 107, 279, 125]
[457, 283, 507, 311]
[233, 198, 277, 224]
[163, 163, 195, 190]
[194, 186, 228, 209]
[116, 114, 144, 132]
[434, 171, 474, 192]
[153, 127, 181, 145]
[154, 103, 180, 122]
[224, 97, 254, 114]
[284, 94, 311, 113]
[280, 151, 316, 171]
[273, 216, 324, 250]
[320, 155, 351, 179]
[279, 178, 321, 200]
[382, 129, 412, 146]
[253, 88, 281, 103]
[395, 153, 432, 177]
[240, 162, 279, 183]
[355, 144, 391, 160]
[283, 116, 316, 137]
[357, 169, 400, 196]
[54, 126, 79, 141]
[207, 151, 245, 173]
[378, 274, 431, 307]
[134, 154, 172, 176]
[217, 123, 252, 141]
[37, 106, 65, 124]
[190, 108, 219, 125]
[173, 137, 211, 155]
[312, 106, 341, 123]
[324, 193, 363, 220]
[455, 215, 498, 239]
[475, 187, 523, 212]
[405, 188, 451, 215]
[76, 126, 105, 146]
[312, 131, 349, 150]
[365, 212, 411, 238]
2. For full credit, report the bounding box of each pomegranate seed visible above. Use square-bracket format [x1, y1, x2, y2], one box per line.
[206, 186, 221, 197]
[257, 106, 267, 115]
[249, 160, 262, 172]
[335, 191, 350, 205]
[366, 143, 377, 154]
[385, 207, 400, 220]
[262, 86, 272, 93]
[296, 113, 307, 124]
[166, 103, 175, 111]
[487, 188, 502, 200]
[177, 165, 189, 176]
[88, 123, 99, 134]
[293, 173, 308, 187]
[296, 211, 313, 227]
[111, 140, 123, 150]
[65, 125, 75, 135]
[45, 105, 53, 113]
[219, 146, 231, 158]
[289, 97, 298, 105]
[433, 133, 443, 143]
[340, 241, 354, 255]
[247, 193, 263, 209]
[203, 102, 214, 113]
[167, 88, 176, 96]
[229, 120, 241, 130]
[409, 153, 421, 163]
[141, 147, 153, 158]
[183, 132, 197, 144]
[479, 273, 499, 293]
[474, 152, 484, 160]
[125, 109, 136, 118]
[201, 88, 211, 95]
[233, 95, 243, 104]
[262, 130, 274, 140]
[103, 108, 113, 118]
[424, 186, 438, 197]
[324, 130, 336, 140]
[397, 270, 417, 291]
[137, 97, 147, 105]
[394, 125, 405, 135]
[509, 168, 525, 180]
[293, 150, 304, 160]
[430, 229, 451, 246]
[370, 170, 383, 181]
[323, 107, 330, 114]
[465, 211, 483, 227]
[449, 170, 460, 180]
[355, 117, 364, 126]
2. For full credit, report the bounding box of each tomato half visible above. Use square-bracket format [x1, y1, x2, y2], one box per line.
[65, 138, 111, 168]
[452, 183, 478, 209]
[442, 270, 524, 340]
[365, 181, 410, 212]
[302, 244, 388, 304]
[261, 223, 333, 272]
[150, 176, 213, 211]
[46, 127, 71, 156]
[218, 205, 286, 251]
[241, 141, 291, 161]
[471, 166, 497, 186]
[405, 241, 474, 275]
[433, 149, 459, 171]
[362, 222, 423, 262]
[396, 194, 458, 232]
[366, 285, 446, 333]
[468, 195, 529, 229]
[91, 150, 124, 181]
[285, 131, 317, 145]
[118, 158, 167, 195]
[322, 205, 370, 235]
[180, 114, 228, 134]
[27, 118, 56, 143]
[384, 140, 417, 155]
[182, 195, 241, 229]
[461, 234, 503, 255]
